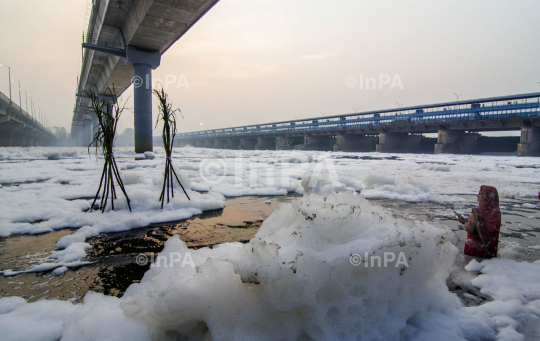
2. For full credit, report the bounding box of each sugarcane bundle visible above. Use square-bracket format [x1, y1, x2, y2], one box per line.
[85, 88, 131, 213]
[153, 86, 190, 208]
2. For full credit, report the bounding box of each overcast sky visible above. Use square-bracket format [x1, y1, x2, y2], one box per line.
[0, 0, 539, 136]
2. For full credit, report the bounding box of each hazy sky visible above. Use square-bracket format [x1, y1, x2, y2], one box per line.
[0, 0, 539, 135]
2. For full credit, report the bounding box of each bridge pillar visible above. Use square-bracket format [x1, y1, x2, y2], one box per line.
[333, 135, 378, 152]
[434, 130, 478, 154]
[376, 133, 421, 153]
[125, 48, 161, 153]
[90, 113, 99, 147]
[303, 136, 335, 151]
[225, 138, 240, 150]
[276, 136, 304, 150]
[13, 127, 32, 147]
[213, 139, 226, 149]
[203, 139, 215, 148]
[72, 127, 82, 147]
[256, 137, 276, 150]
[190, 140, 203, 148]
[239, 138, 257, 150]
[82, 120, 93, 147]
[25, 134, 35, 147]
[176, 139, 188, 148]
[517, 127, 540, 157]
[0, 128, 14, 146]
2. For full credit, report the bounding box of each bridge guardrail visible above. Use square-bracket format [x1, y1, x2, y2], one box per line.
[177, 95, 540, 139]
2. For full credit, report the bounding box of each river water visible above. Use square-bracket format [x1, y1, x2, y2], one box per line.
[1, 192, 538, 304]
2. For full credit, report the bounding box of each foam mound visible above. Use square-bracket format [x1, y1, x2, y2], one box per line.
[79, 191, 489, 340]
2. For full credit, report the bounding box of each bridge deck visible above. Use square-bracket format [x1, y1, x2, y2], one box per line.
[179, 93, 540, 139]
[0, 91, 56, 146]
[72, 0, 219, 132]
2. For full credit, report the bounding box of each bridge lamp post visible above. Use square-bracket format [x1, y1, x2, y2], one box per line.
[11, 79, 21, 112]
[454, 93, 461, 111]
[29, 97, 35, 120]
[22, 90, 29, 117]
[0, 64, 11, 104]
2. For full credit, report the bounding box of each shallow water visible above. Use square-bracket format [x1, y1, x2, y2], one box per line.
[1, 193, 538, 304]
[376, 195, 540, 262]
[0, 195, 297, 302]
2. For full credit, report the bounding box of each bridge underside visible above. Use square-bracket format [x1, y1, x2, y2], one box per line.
[72, 0, 220, 152]
[177, 117, 540, 156]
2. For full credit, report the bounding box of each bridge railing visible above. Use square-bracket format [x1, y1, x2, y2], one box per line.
[178, 96, 540, 139]
[0, 91, 52, 134]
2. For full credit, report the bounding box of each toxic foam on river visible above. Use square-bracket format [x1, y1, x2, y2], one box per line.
[49, 191, 491, 340]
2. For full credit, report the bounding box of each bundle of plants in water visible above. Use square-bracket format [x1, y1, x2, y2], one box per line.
[85, 88, 131, 213]
[154, 86, 190, 208]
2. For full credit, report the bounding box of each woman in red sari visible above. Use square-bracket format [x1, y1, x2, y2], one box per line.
[458, 185, 501, 258]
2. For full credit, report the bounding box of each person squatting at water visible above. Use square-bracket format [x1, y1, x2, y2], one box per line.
[457, 185, 501, 258]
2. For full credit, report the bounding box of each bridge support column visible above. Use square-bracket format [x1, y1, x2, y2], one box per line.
[0, 128, 14, 146]
[304, 136, 335, 151]
[73, 128, 83, 147]
[256, 137, 276, 150]
[225, 138, 240, 150]
[25, 134, 35, 147]
[191, 140, 204, 148]
[376, 133, 421, 153]
[176, 140, 188, 147]
[90, 113, 99, 147]
[517, 127, 540, 157]
[239, 138, 257, 150]
[434, 130, 478, 154]
[214, 139, 226, 149]
[203, 139, 215, 148]
[13, 127, 31, 147]
[333, 135, 378, 152]
[125, 49, 161, 153]
[276, 136, 304, 150]
[82, 121, 93, 148]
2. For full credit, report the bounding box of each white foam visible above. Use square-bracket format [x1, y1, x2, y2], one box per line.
[0, 297, 76, 341]
[465, 259, 484, 272]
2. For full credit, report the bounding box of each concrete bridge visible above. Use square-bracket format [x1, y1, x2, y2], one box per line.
[177, 92, 540, 156]
[71, 0, 219, 152]
[0, 91, 56, 147]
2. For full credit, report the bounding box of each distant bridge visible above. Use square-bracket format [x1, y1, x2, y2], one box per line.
[177, 92, 540, 156]
[0, 91, 56, 147]
[71, 0, 219, 152]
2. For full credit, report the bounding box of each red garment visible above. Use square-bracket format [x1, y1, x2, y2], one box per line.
[464, 186, 501, 258]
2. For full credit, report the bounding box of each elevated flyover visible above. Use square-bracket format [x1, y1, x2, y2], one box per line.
[0, 91, 56, 147]
[177, 92, 540, 156]
[71, 0, 219, 152]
